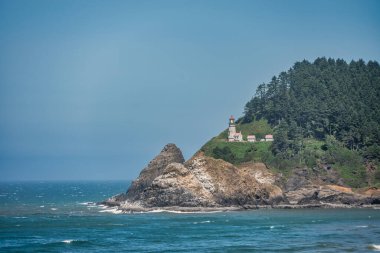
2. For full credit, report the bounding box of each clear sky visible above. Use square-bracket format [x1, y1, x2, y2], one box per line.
[1, 0, 379, 181]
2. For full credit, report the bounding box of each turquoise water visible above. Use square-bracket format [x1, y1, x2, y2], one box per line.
[1, 181, 380, 252]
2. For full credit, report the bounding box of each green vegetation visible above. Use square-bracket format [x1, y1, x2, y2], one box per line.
[236, 119, 272, 140]
[243, 58, 380, 186]
[201, 58, 380, 188]
[200, 137, 272, 164]
[200, 119, 273, 164]
[244, 58, 380, 159]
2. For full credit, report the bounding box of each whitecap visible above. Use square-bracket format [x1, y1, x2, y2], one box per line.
[62, 239, 73, 244]
[51, 208, 57, 211]
[270, 226, 275, 229]
[194, 220, 212, 224]
[13, 216, 27, 219]
[369, 244, 380, 251]
[40, 205, 45, 208]
[78, 202, 95, 206]
[355, 225, 368, 228]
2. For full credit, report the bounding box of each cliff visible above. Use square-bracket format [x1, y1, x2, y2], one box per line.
[103, 144, 380, 212]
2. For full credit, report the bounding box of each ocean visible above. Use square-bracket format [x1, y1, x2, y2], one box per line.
[1, 181, 380, 252]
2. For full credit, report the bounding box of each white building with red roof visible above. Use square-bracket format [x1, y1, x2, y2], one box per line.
[265, 134, 274, 141]
[247, 135, 256, 142]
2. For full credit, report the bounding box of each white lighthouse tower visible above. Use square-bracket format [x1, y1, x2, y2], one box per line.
[228, 115, 243, 142]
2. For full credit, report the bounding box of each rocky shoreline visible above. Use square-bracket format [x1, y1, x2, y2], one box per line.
[102, 144, 380, 213]
[99, 203, 380, 214]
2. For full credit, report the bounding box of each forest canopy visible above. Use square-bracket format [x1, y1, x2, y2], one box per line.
[243, 58, 380, 160]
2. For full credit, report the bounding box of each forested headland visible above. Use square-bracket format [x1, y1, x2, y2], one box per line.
[202, 58, 380, 188]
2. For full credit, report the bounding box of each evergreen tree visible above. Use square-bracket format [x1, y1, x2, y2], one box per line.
[243, 58, 380, 161]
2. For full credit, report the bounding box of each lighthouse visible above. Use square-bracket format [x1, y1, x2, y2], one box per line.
[228, 115, 243, 142]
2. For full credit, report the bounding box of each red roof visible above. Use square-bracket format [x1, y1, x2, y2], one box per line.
[265, 134, 273, 138]
[229, 115, 235, 120]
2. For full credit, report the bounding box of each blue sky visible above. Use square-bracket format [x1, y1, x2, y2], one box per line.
[1, 0, 379, 180]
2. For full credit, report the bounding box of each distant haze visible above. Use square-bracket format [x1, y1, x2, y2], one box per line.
[1, 0, 379, 181]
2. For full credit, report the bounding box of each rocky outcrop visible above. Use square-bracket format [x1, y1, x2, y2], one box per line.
[102, 144, 380, 212]
[124, 143, 185, 202]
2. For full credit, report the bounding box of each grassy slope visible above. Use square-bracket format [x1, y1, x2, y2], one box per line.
[201, 119, 273, 163]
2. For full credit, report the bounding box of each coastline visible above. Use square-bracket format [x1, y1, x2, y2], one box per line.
[100, 203, 380, 214]
[100, 144, 380, 214]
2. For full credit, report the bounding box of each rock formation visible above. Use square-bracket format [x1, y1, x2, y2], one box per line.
[102, 144, 380, 212]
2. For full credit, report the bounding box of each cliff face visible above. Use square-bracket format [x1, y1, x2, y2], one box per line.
[125, 144, 185, 202]
[103, 144, 380, 211]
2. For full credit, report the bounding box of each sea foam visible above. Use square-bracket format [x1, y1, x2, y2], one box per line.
[98, 208, 123, 214]
[147, 209, 222, 214]
[369, 244, 380, 251]
[193, 220, 213, 224]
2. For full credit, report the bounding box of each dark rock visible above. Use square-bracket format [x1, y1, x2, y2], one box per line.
[285, 168, 312, 191]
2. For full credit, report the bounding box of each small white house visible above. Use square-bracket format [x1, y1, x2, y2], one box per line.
[265, 134, 274, 141]
[247, 135, 256, 142]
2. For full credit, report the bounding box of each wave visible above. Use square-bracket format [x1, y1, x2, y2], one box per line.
[146, 209, 223, 214]
[355, 225, 368, 228]
[60, 239, 89, 245]
[98, 208, 123, 214]
[97, 208, 221, 215]
[193, 220, 213, 224]
[369, 244, 380, 251]
[78, 202, 95, 206]
[269, 225, 285, 229]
